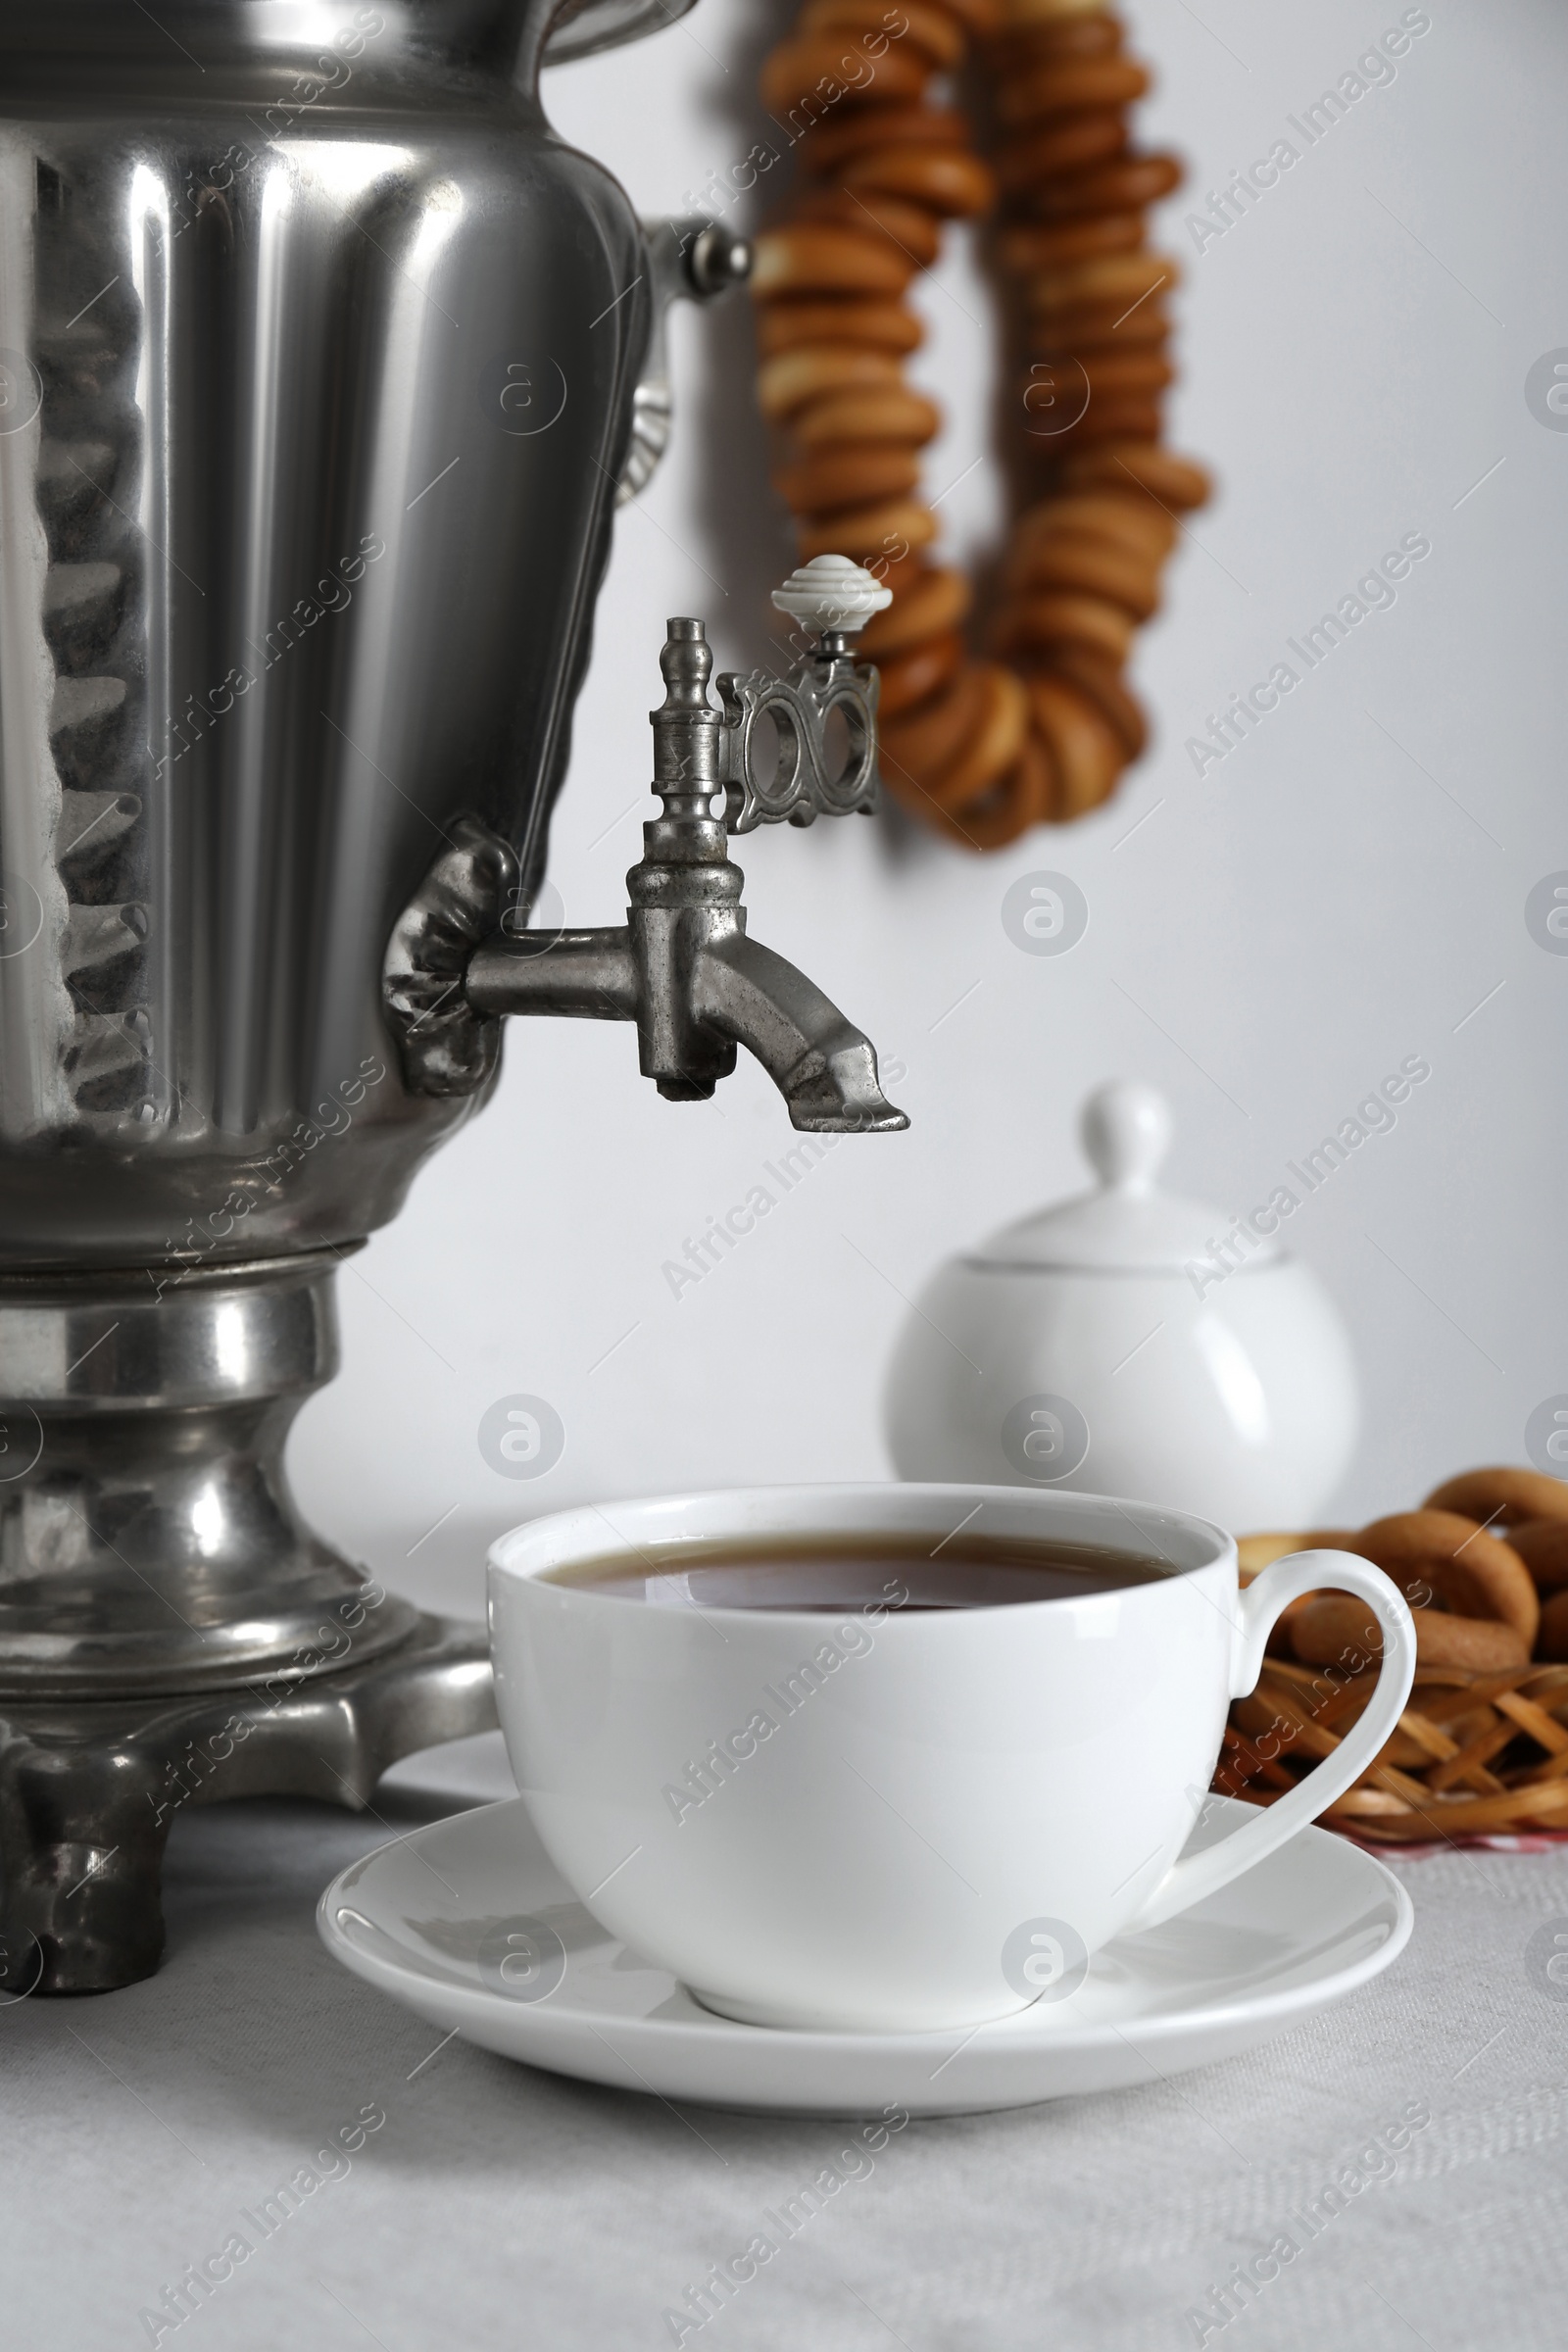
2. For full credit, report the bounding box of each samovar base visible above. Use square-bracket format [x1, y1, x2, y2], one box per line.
[0, 1254, 499, 1988]
[0, 1251, 434, 1693]
[0, 1612, 496, 1992]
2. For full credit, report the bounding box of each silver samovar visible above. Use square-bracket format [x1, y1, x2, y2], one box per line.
[0, 0, 905, 1990]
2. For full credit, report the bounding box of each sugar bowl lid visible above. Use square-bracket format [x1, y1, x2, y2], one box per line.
[969, 1081, 1280, 1275]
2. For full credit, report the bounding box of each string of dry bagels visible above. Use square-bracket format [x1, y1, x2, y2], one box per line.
[752, 0, 1209, 849]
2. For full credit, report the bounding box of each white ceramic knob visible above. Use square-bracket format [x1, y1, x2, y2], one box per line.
[771, 555, 893, 635]
[1081, 1081, 1173, 1197]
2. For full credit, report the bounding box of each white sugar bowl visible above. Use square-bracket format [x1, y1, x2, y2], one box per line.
[883, 1082, 1359, 1527]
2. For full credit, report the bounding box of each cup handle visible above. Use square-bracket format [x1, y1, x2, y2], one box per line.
[1123, 1549, 1416, 1934]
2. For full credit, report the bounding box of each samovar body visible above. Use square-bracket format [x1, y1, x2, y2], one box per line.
[0, 0, 647, 1267]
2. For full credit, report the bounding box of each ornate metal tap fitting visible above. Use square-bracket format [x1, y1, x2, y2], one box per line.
[384, 560, 908, 1134]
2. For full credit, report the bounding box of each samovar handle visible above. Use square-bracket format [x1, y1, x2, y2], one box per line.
[716, 557, 894, 832]
[618, 215, 751, 504]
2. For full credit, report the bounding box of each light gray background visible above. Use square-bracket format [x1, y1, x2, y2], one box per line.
[292, 0, 1568, 1624]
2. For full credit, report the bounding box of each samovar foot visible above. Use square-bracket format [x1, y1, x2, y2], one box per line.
[0, 1614, 495, 1994]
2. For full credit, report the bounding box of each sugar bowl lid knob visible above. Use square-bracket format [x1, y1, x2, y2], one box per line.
[1080, 1081, 1173, 1197]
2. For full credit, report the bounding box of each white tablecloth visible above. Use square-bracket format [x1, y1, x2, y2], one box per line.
[7, 1731, 1566, 2352]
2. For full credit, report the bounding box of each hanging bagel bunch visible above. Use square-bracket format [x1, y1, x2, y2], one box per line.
[752, 0, 1210, 849]
[1224, 1468, 1568, 1842]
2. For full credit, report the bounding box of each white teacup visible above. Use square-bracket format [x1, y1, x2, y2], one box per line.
[489, 1485, 1414, 2034]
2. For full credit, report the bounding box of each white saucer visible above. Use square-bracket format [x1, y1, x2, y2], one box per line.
[318, 1795, 1411, 2118]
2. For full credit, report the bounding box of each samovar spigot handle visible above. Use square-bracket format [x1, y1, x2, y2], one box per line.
[717, 556, 893, 832]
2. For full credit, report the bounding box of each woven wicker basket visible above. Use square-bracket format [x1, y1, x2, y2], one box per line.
[1220, 1654, 1568, 1842]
